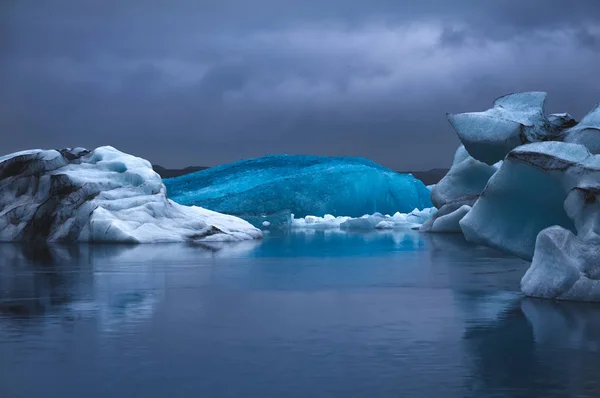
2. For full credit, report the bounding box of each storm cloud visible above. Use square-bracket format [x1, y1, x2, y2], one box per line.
[2, 0, 600, 169]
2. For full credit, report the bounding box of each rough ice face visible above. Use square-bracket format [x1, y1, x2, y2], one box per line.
[423, 145, 500, 233]
[0, 146, 261, 243]
[548, 113, 578, 129]
[164, 154, 432, 227]
[420, 204, 471, 233]
[447, 92, 556, 165]
[561, 104, 600, 155]
[522, 185, 600, 301]
[431, 145, 500, 209]
[459, 142, 590, 260]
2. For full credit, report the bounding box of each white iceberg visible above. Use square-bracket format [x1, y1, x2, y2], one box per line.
[291, 208, 437, 231]
[0, 146, 262, 243]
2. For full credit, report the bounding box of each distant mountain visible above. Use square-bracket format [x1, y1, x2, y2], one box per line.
[399, 168, 449, 185]
[153, 164, 448, 185]
[152, 165, 208, 179]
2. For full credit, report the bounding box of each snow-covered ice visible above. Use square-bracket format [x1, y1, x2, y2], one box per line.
[0, 146, 262, 243]
[290, 208, 436, 231]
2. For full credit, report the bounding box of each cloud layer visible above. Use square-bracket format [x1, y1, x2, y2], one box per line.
[2, 1, 600, 169]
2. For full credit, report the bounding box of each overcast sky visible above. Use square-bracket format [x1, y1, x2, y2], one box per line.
[1, 1, 599, 170]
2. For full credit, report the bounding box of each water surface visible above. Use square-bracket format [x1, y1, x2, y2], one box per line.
[1, 230, 600, 398]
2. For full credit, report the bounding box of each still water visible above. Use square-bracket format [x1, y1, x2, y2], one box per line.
[1, 230, 600, 398]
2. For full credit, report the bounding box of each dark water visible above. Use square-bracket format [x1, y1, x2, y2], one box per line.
[1, 230, 600, 398]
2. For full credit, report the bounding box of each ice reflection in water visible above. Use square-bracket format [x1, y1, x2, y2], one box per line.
[0, 232, 599, 398]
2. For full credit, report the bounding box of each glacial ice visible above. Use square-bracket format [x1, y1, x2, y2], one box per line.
[431, 145, 501, 209]
[430, 91, 600, 301]
[420, 204, 471, 233]
[447, 92, 556, 165]
[291, 208, 437, 230]
[164, 154, 433, 227]
[561, 104, 600, 155]
[459, 142, 586, 260]
[422, 145, 500, 233]
[548, 113, 577, 129]
[0, 146, 261, 243]
[521, 186, 600, 301]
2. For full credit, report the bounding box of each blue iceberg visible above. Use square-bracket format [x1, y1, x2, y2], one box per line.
[164, 155, 432, 227]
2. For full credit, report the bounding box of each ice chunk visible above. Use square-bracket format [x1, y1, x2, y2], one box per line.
[430, 145, 500, 209]
[562, 104, 600, 154]
[521, 186, 600, 301]
[447, 92, 556, 165]
[459, 142, 595, 260]
[0, 146, 261, 243]
[164, 155, 432, 227]
[548, 113, 578, 129]
[290, 208, 436, 230]
[420, 204, 471, 233]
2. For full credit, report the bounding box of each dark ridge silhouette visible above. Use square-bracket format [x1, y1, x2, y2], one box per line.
[152, 165, 208, 179]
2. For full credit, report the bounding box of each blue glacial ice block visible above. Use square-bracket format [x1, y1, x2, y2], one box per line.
[164, 155, 432, 226]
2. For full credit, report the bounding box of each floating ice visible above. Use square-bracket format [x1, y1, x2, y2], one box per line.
[521, 186, 600, 301]
[290, 208, 436, 230]
[422, 145, 500, 233]
[447, 92, 556, 165]
[420, 204, 471, 233]
[431, 92, 600, 301]
[431, 145, 501, 209]
[164, 154, 432, 227]
[0, 146, 261, 243]
[459, 142, 589, 260]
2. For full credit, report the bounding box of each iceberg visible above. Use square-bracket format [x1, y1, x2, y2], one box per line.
[164, 154, 432, 227]
[0, 146, 261, 243]
[447, 92, 556, 165]
[430, 91, 600, 301]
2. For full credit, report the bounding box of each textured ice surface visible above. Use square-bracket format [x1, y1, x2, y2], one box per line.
[459, 142, 588, 260]
[562, 104, 600, 154]
[548, 113, 578, 129]
[431, 145, 500, 209]
[447, 92, 556, 165]
[291, 208, 436, 230]
[420, 204, 471, 233]
[165, 155, 432, 227]
[521, 186, 600, 301]
[0, 146, 261, 243]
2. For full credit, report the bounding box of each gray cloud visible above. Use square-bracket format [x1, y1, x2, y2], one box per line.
[1, 0, 600, 170]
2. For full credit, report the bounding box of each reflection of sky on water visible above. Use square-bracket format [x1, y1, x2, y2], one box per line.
[1, 233, 600, 397]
